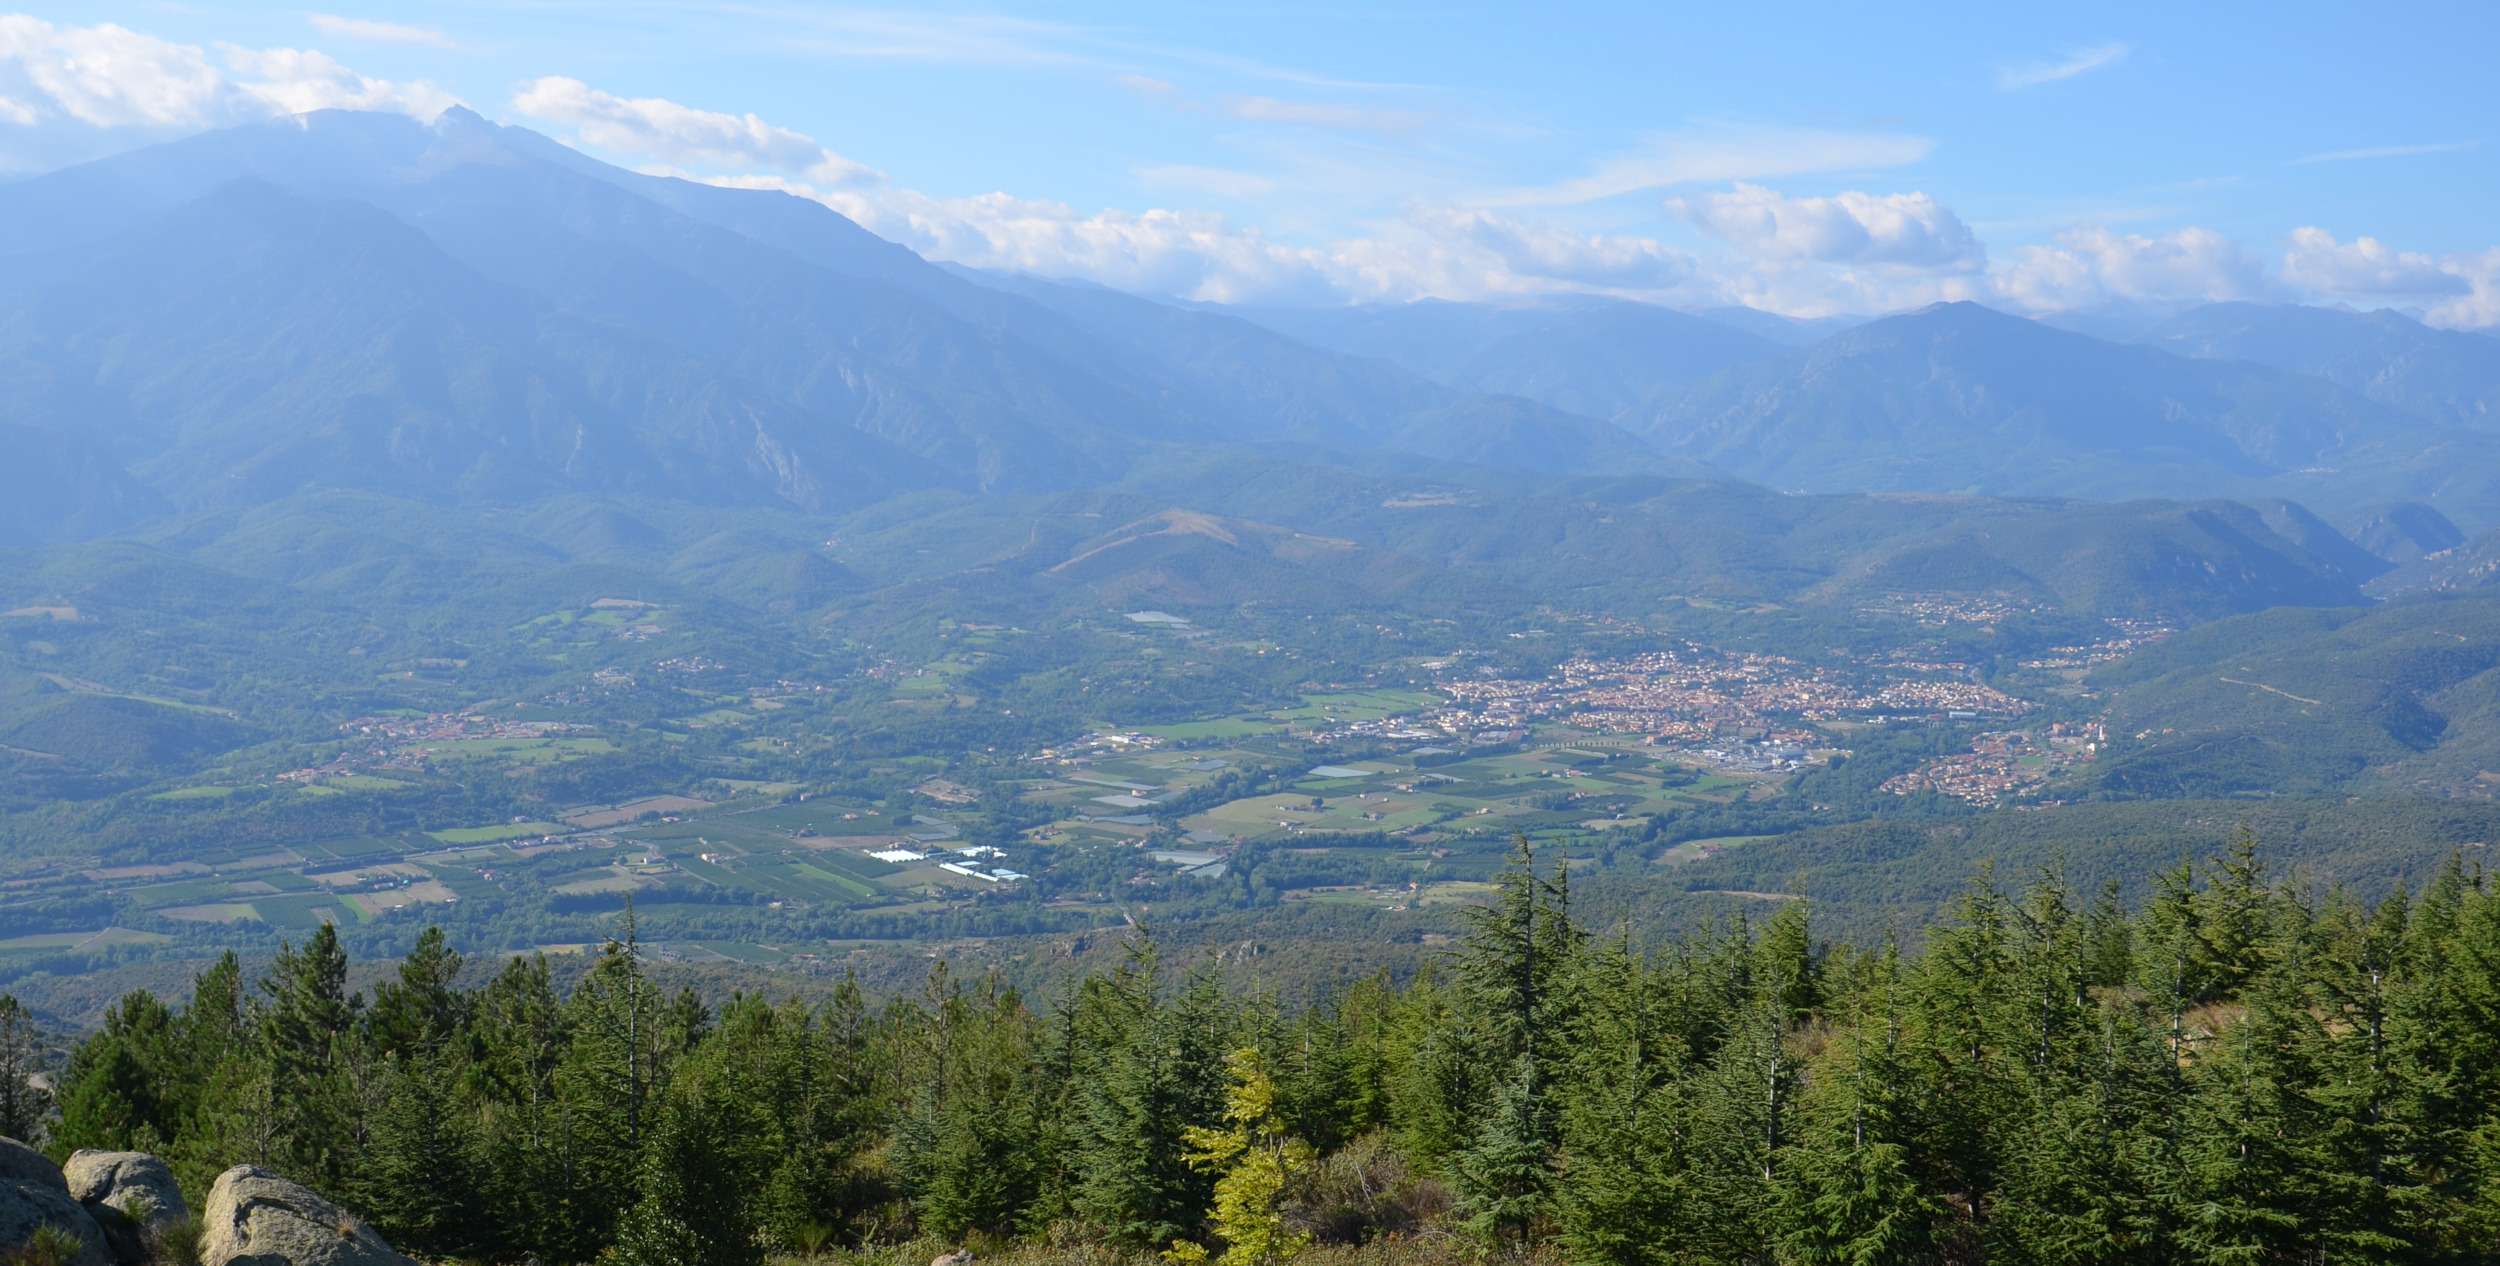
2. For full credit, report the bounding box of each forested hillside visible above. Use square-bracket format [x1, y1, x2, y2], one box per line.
[12, 836, 2500, 1265]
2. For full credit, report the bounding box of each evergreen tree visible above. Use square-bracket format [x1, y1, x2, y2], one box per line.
[1165, 1046, 1314, 1266]
[260, 922, 357, 1191]
[2177, 913, 2328, 1264]
[51, 991, 179, 1154]
[0, 996, 49, 1145]
[1072, 938, 1230, 1249]
[602, 1047, 766, 1266]
[1775, 949, 1944, 1266]
[559, 910, 670, 1250]
[358, 1046, 485, 1257]
[366, 926, 467, 1060]
[1455, 1052, 1555, 1256]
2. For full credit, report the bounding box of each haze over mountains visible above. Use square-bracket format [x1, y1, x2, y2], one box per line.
[4, 105, 2500, 617]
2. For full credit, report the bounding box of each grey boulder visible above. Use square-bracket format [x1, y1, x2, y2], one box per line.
[63, 1151, 187, 1228]
[64, 1150, 188, 1263]
[0, 1136, 110, 1266]
[199, 1165, 413, 1266]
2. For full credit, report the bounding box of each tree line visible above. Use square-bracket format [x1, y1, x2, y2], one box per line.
[12, 830, 2500, 1264]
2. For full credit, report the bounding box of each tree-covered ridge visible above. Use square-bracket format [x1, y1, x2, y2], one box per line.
[13, 832, 2500, 1265]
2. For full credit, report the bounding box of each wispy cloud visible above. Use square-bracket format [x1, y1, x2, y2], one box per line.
[1996, 41, 2129, 91]
[1223, 95, 1432, 135]
[1134, 163, 1275, 199]
[305, 13, 461, 51]
[715, 5, 1434, 94]
[2292, 139, 2480, 165]
[1481, 124, 1935, 208]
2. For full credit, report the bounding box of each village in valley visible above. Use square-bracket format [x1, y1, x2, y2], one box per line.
[0, 593, 2157, 970]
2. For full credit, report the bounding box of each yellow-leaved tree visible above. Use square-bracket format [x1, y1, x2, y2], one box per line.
[1164, 1046, 1316, 1266]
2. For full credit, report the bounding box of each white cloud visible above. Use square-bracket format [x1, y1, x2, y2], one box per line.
[1997, 42, 2129, 91]
[305, 13, 459, 51]
[220, 45, 458, 117]
[744, 172, 1709, 306]
[814, 183, 1344, 304]
[1406, 207, 1696, 290]
[1484, 124, 1935, 207]
[0, 17, 239, 129]
[1668, 182, 1983, 270]
[0, 16, 455, 170]
[1711, 261, 1983, 319]
[2292, 140, 2479, 165]
[2282, 227, 2469, 297]
[1993, 225, 2270, 311]
[511, 76, 876, 187]
[2424, 248, 2500, 329]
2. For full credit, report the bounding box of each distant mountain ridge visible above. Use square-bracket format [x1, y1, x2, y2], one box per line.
[1223, 296, 1787, 424]
[0, 108, 1665, 536]
[2137, 301, 2500, 431]
[1640, 301, 2500, 524]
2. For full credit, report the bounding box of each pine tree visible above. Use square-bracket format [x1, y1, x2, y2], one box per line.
[2082, 878, 2136, 990]
[358, 1046, 485, 1257]
[1908, 874, 2013, 1219]
[1165, 1046, 1314, 1266]
[1072, 937, 1230, 1249]
[260, 922, 357, 1190]
[1774, 950, 1943, 1266]
[1455, 1052, 1555, 1257]
[894, 975, 1045, 1240]
[1444, 836, 1579, 1243]
[0, 995, 49, 1145]
[1989, 1005, 2186, 1264]
[2195, 827, 2274, 997]
[473, 953, 581, 1264]
[366, 926, 467, 1060]
[559, 909, 671, 1249]
[2138, 859, 2212, 1060]
[51, 991, 179, 1154]
[2177, 913, 2328, 1265]
[1554, 981, 1697, 1266]
[1684, 933, 1804, 1263]
[602, 1049, 766, 1266]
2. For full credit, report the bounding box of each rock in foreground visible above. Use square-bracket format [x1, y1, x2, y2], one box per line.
[200, 1165, 413, 1266]
[0, 1136, 111, 1266]
[64, 1151, 188, 1228]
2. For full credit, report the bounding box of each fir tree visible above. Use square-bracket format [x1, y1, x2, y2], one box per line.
[1165, 1046, 1314, 1266]
[0, 996, 49, 1145]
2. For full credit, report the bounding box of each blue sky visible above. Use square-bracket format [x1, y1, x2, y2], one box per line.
[4, 2, 2496, 323]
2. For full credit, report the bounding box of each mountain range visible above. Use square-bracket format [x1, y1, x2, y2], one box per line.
[5, 104, 2500, 602]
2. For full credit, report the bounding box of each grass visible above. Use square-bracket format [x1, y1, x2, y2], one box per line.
[158, 903, 259, 924]
[127, 877, 239, 907]
[0, 927, 170, 956]
[1135, 716, 1279, 740]
[256, 893, 350, 930]
[323, 774, 411, 791]
[428, 821, 565, 845]
[432, 737, 617, 763]
[149, 784, 242, 801]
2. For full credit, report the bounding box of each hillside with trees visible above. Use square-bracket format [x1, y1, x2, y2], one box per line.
[9, 835, 2500, 1264]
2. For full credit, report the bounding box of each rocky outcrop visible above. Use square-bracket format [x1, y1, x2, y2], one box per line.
[63, 1151, 186, 1228]
[0, 1136, 110, 1266]
[64, 1150, 188, 1263]
[199, 1165, 413, 1266]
